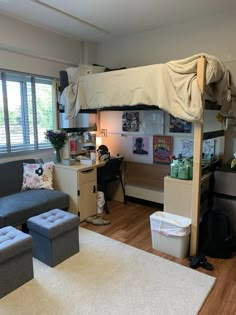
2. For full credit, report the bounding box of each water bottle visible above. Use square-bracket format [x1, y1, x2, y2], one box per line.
[170, 158, 179, 178]
[184, 159, 193, 180]
[178, 160, 188, 180]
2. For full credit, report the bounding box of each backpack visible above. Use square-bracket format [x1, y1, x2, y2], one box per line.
[204, 210, 233, 258]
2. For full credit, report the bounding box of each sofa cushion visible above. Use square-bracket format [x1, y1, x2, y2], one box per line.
[0, 190, 69, 228]
[0, 159, 36, 197]
[22, 162, 54, 191]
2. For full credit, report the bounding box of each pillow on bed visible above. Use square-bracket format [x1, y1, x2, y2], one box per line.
[105, 66, 126, 72]
[93, 63, 127, 72]
[66, 64, 105, 84]
[22, 162, 54, 191]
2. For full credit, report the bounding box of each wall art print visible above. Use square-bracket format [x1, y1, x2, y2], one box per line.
[122, 112, 139, 132]
[169, 115, 192, 133]
[132, 136, 149, 155]
[176, 138, 215, 158]
[153, 135, 173, 164]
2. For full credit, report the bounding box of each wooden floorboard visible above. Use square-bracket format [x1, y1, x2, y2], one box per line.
[80, 200, 236, 315]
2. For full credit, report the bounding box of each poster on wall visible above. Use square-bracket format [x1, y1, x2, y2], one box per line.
[176, 138, 215, 158]
[132, 136, 149, 155]
[153, 135, 173, 164]
[122, 112, 139, 131]
[169, 115, 192, 133]
[179, 138, 193, 157]
[203, 139, 215, 157]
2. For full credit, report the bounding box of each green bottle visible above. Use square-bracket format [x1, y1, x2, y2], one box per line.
[170, 159, 179, 178]
[184, 159, 193, 180]
[178, 161, 188, 180]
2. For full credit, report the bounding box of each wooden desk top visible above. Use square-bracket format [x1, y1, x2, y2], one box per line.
[54, 159, 106, 172]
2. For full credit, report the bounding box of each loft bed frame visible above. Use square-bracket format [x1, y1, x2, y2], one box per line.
[58, 54, 236, 256]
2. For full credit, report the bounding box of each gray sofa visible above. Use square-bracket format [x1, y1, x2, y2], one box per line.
[0, 159, 69, 228]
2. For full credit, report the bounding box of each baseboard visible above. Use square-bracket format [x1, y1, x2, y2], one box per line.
[125, 195, 163, 209]
[125, 184, 164, 204]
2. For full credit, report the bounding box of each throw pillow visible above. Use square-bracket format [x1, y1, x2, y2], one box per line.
[22, 162, 54, 191]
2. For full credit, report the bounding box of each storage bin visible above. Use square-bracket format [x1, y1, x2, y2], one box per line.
[27, 209, 79, 267]
[0, 226, 33, 298]
[150, 211, 191, 258]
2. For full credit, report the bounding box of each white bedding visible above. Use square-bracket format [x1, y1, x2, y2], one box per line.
[78, 62, 204, 121]
[62, 53, 236, 122]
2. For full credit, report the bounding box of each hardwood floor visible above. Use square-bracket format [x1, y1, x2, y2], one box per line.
[81, 200, 236, 315]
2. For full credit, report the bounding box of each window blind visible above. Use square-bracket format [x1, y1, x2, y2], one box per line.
[0, 70, 54, 155]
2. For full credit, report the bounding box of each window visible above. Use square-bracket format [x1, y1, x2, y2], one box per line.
[0, 70, 54, 155]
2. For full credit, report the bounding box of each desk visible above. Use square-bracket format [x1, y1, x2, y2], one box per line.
[124, 162, 169, 204]
[164, 173, 212, 219]
[54, 160, 105, 221]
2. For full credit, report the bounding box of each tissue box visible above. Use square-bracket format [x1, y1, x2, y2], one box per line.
[80, 159, 96, 165]
[62, 159, 76, 166]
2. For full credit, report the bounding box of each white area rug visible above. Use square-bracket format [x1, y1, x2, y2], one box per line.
[0, 228, 215, 315]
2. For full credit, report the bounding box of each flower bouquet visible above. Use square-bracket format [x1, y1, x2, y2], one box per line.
[45, 130, 67, 163]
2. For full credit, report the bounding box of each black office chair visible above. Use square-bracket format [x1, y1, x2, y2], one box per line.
[97, 156, 126, 214]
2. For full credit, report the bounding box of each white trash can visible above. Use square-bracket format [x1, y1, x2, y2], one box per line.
[97, 191, 105, 214]
[150, 211, 191, 259]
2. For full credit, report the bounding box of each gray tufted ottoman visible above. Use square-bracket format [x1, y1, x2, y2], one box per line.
[0, 226, 33, 298]
[27, 209, 80, 267]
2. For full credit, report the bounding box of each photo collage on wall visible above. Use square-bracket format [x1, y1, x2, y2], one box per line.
[121, 111, 174, 163]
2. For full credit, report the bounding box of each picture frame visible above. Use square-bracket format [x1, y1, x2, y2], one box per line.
[153, 135, 173, 164]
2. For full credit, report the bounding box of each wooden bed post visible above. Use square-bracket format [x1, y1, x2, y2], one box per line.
[190, 55, 206, 256]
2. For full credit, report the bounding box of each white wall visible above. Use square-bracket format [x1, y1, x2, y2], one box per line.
[96, 12, 236, 67]
[100, 109, 223, 164]
[100, 110, 163, 163]
[1, 12, 235, 162]
[0, 14, 83, 162]
[96, 12, 236, 162]
[0, 14, 81, 77]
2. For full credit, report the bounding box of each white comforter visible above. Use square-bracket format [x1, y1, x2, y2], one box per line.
[62, 53, 236, 122]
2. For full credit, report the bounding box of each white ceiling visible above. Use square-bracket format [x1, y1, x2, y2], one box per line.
[1, 0, 236, 42]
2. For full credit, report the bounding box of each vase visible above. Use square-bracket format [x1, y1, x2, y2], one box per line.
[54, 148, 62, 164]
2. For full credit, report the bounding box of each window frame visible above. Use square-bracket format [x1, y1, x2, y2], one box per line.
[0, 69, 56, 157]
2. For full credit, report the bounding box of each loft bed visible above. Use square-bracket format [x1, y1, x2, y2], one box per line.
[58, 53, 236, 256]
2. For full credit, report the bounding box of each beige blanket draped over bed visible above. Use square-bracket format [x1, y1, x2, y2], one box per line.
[62, 53, 236, 122]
